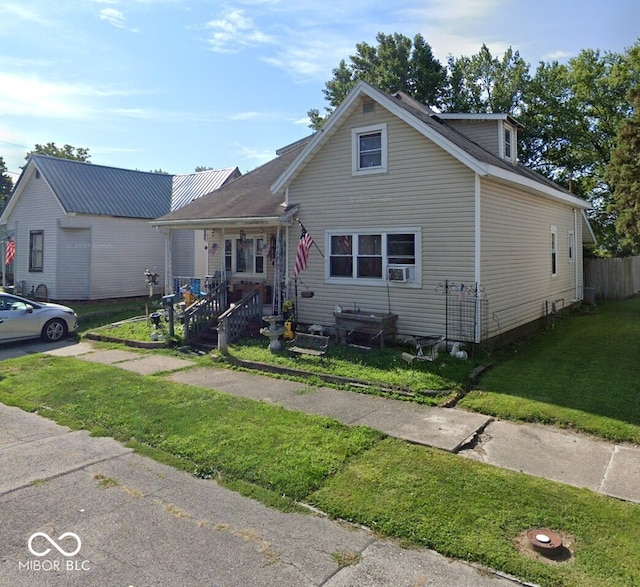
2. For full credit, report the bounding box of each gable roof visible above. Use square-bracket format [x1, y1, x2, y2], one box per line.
[1, 155, 239, 222]
[271, 81, 591, 212]
[171, 167, 240, 211]
[152, 139, 310, 228]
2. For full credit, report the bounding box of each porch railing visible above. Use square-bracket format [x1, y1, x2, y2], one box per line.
[183, 282, 227, 344]
[217, 289, 263, 353]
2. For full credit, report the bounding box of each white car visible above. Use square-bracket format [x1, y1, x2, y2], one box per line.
[0, 293, 79, 343]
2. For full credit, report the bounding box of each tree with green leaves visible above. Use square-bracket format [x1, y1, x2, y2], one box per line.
[26, 142, 91, 162]
[606, 85, 640, 255]
[307, 32, 446, 130]
[0, 156, 14, 211]
[518, 45, 640, 251]
[443, 45, 530, 114]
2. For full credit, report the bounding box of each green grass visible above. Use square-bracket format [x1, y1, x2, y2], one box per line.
[309, 438, 640, 587]
[91, 315, 184, 343]
[1, 354, 639, 585]
[223, 337, 478, 404]
[0, 355, 381, 501]
[72, 297, 157, 333]
[461, 296, 640, 443]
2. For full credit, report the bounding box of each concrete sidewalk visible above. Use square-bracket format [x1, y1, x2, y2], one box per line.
[42, 342, 640, 505]
[1, 403, 516, 587]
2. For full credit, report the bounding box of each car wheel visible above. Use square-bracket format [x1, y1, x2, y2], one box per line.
[41, 319, 67, 342]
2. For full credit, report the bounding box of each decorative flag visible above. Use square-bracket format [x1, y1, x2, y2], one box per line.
[5, 237, 15, 266]
[293, 224, 313, 277]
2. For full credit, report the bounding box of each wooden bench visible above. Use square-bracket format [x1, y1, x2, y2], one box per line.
[287, 332, 330, 360]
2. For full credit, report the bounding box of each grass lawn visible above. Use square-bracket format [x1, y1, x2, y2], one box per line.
[221, 337, 478, 404]
[72, 296, 158, 333]
[461, 295, 640, 444]
[1, 354, 639, 586]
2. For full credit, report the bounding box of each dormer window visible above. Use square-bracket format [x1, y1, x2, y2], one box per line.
[504, 128, 512, 159]
[352, 124, 388, 175]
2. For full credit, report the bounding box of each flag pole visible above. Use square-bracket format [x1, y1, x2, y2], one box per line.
[296, 219, 324, 258]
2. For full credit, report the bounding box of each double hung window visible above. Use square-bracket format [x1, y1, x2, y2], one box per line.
[352, 124, 387, 175]
[327, 229, 418, 284]
[29, 230, 44, 272]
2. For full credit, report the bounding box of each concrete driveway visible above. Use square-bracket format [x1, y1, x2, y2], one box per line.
[0, 337, 83, 361]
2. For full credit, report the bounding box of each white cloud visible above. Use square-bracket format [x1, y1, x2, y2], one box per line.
[234, 143, 274, 166]
[204, 7, 273, 53]
[0, 3, 48, 25]
[544, 50, 573, 61]
[99, 7, 139, 31]
[0, 72, 135, 119]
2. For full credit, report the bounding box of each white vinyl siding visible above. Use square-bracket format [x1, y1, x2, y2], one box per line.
[480, 178, 582, 339]
[78, 215, 166, 299]
[4, 168, 64, 297]
[285, 103, 476, 337]
[57, 228, 91, 299]
[441, 120, 500, 157]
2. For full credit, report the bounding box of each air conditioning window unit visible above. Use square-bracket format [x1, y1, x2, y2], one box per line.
[387, 265, 410, 282]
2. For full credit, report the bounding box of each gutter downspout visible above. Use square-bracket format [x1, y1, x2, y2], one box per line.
[474, 173, 482, 345]
[574, 208, 580, 301]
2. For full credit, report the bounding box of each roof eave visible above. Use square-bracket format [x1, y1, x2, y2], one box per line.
[151, 215, 291, 230]
[486, 164, 591, 210]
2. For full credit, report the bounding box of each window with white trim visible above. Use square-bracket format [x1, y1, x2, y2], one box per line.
[504, 128, 512, 159]
[352, 124, 388, 175]
[568, 230, 575, 262]
[224, 235, 266, 276]
[29, 230, 44, 272]
[327, 229, 419, 284]
[550, 225, 558, 276]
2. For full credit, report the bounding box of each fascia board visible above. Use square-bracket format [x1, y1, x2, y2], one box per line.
[1, 160, 67, 222]
[582, 210, 597, 244]
[486, 163, 591, 210]
[150, 216, 285, 229]
[271, 84, 367, 195]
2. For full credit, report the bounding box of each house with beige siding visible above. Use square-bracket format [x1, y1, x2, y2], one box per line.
[0, 155, 239, 300]
[154, 81, 595, 347]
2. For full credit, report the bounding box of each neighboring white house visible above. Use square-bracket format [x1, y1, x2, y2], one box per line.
[155, 80, 597, 347]
[0, 155, 239, 300]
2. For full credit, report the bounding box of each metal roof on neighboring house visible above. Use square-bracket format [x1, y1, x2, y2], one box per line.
[6, 155, 238, 220]
[171, 167, 240, 211]
[29, 154, 174, 219]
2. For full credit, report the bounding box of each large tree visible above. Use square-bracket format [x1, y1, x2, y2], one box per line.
[308, 32, 446, 129]
[518, 46, 640, 251]
[606, 85, 640, 255]
[0, 156, 13, 210]
[26, 142, 91, 162]
[443, 45, 530, 114]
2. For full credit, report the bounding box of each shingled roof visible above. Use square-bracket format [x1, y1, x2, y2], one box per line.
[153, 138, 310, 227]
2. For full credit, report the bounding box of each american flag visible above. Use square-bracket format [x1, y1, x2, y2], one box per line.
[5, 237, 15, 266]
[293, 224, 313, 277]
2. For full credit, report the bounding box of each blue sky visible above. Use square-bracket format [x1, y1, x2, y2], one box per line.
[1, 0, 638, 179]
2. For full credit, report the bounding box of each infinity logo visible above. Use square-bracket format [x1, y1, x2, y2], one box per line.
[28, 532, 82, 557]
